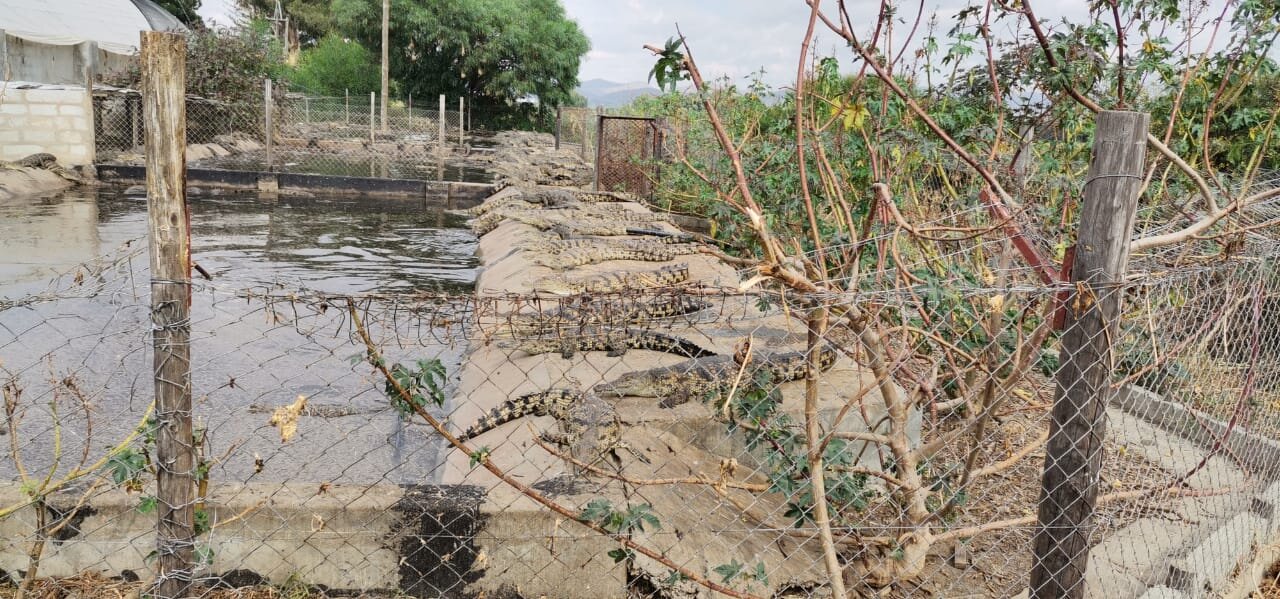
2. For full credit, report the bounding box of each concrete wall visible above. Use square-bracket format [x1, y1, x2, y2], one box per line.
[1, 33, 132, 86]
[0, 86, 94, 165]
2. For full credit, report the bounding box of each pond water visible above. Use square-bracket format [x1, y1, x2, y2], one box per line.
[0, 188, 480, 485]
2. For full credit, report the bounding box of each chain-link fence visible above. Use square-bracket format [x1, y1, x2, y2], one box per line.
[92, 84, 485, 183]
[4, 177, 1280, 597]
[555, 106, 602, 161]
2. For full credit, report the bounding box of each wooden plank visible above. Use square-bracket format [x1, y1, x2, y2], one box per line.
[140, 30, 194, 599]
[1030, 110, 1150, 598]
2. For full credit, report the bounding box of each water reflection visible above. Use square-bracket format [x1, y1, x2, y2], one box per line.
[1, 190, 479, 296]
[0, 189, 478, 484]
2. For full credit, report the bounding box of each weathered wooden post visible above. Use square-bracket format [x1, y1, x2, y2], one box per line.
[1030, 110, 1149, 598]
[458, 96, 464, 146]
[140, 30, 194, 599]
[78, 41, 98, 164]
[263, 78, 273, 171]
[438, 93, 446, 156]
[555, 106, 562, 150]
[369, 91, 375, 142]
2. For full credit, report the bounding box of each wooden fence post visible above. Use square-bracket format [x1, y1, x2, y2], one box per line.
[555, 106, 562, 150]
[369, 91, 375, 142]
[1029, 110, 1150, 598]
[458, 96, 464, 146]
[140, 30, 194, 599]
[438, 93, 446, 156]
[263, 79, 273, 171]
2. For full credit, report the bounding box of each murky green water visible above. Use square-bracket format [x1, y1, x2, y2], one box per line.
[0, 188, 479, 484]
[0, 189, 479, 296]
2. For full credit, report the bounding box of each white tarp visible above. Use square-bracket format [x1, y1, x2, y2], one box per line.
[0, 0, 158, 55]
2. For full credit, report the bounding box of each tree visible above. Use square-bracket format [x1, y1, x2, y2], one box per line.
[290, 34, 381, 96]
[331, 0, 589, 128]
[154, 0, 204, 28]
[235, 0, 338, 43]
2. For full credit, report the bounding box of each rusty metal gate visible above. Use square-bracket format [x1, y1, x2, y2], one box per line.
[594, 115, 663, 197]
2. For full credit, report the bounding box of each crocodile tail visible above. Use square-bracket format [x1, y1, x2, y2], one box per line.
[456, 389, 578, 441]
[632, 332, 717, 358]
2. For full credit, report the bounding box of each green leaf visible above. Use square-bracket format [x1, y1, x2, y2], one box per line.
[137, 495, 158, 514]
[469, 447, 490, 468]
[713, 560, 744, 583]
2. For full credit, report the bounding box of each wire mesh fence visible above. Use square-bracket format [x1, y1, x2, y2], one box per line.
[92, 84, 482, 183]
[4, 180, 1280, 597]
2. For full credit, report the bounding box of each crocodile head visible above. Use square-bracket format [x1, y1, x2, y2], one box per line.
[593, 369, 681, 398]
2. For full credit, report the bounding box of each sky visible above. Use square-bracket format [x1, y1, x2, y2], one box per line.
[199, 0, 1231, 88]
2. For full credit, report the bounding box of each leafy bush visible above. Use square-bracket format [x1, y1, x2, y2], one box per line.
[289, 34, 380, 96]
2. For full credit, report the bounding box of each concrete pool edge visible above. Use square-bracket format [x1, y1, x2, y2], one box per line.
[94, 164, 493, 208]
[0, 167, 77, 201]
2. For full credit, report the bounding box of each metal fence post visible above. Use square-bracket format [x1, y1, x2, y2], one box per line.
[438, 94, 446, 156]
[140, 30, 194, 599]
[1029, 110, 1149, 599]
[264, 78, 273, 171]
[304, 95, 310, 123]
[408, 92, 413, 130]
[555, 106, 562, 150]
[458, 96, 464, 146]
[369, 91, 375, 142]
[593, 113, 604, 191]
[344, 88, 350, 125]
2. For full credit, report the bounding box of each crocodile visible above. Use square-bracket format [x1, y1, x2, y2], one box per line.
[524, 237, 701, 255]
[593, 345, 839, 407]
[457, 388, 580, 442]
[512, 328, 717, 359]
[533, 244, 681, 268]
[247, 402, 382, 418]
[1, 153, 81, 182]
[457, 388, 630, 467]
[533, 263, 690, 295]
[471, 209, 669, 237]
[497, 294, 711, 337]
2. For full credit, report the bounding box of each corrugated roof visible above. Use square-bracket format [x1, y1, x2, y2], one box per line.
[0, 0, 184, 55]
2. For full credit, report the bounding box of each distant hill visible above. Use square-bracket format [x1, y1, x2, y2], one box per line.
[577, 79, 661, 108]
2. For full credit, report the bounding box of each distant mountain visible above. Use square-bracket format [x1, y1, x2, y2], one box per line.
[577, 79, 662, 108]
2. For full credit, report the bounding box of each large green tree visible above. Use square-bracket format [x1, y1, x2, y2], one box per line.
[331, 0, 589, 128]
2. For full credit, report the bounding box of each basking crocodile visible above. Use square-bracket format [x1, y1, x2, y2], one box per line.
[457, 388, 580, 442]
[512, 328, 717, 359]
[1, 153, 80, 182]
[533, 263, 690, 295]
[533, 244, 690, 269]
[457, 388, 628, 466]
[593, 346, 839, 407]
[470, 207, 670, 236]
[497, 294, 710, 337]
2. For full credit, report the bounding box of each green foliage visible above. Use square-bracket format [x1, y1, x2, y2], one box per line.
[579, 499, 661, 534]
[290, 34, 381, 96]
[712, 560, 768, 587]
[468, 446, 491, 467]
[237, 0, 340, 43]
[101, 22, 287, 106]
[330, 0, 590, 129]
[154, 0, 204, 27]
[385, 358, 447, 417]
[648, 37, 687, 93]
